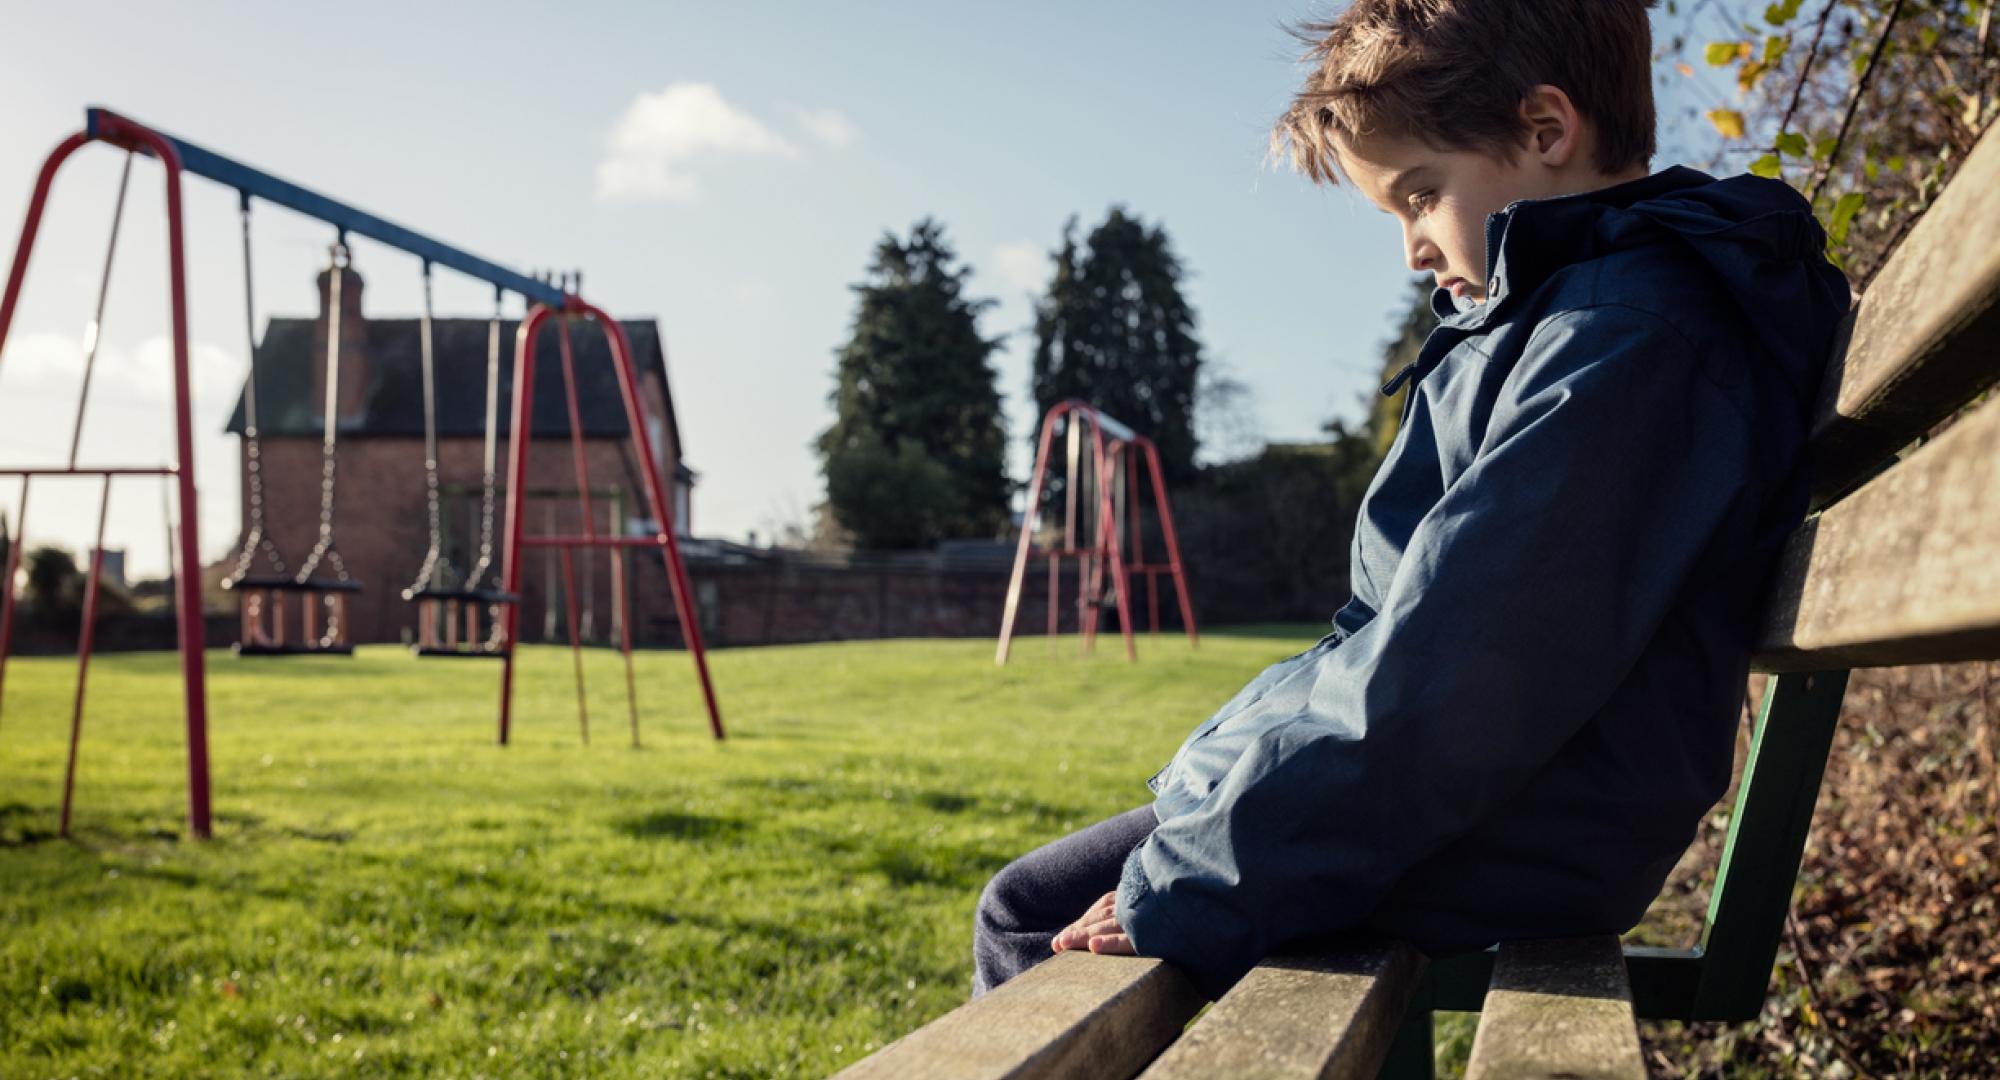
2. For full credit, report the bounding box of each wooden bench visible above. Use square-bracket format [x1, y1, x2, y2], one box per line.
[834, 122, 2000, 1079]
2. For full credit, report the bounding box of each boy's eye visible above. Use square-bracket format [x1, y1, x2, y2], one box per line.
[1407, 190, 1438, 214]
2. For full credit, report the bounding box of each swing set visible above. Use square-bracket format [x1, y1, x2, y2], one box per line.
[0, 107, 724, 839]
[996, 400, 1198, 664]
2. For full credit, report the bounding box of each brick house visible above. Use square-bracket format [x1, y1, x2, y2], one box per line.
[223, 263, 697, 646]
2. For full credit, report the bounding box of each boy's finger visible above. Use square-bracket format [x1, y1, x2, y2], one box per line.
[1087, 933, 1135, 956]
[1078, 916, 1121, 940]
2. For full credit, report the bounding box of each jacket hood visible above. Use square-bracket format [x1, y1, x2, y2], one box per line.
[1425, 167, 1851, 409]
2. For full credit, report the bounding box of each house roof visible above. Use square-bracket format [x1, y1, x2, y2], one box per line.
[225, 317, 686, 468]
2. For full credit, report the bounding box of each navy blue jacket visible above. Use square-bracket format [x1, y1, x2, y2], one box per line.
[1116, 168, 1852, 996]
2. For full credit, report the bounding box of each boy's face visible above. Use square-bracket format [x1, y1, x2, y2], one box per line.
[1335, 129, 1567, 304]
[1336, 129, 1568, 304]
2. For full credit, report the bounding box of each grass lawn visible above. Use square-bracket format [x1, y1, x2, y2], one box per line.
[0, 626, 1323, 1078]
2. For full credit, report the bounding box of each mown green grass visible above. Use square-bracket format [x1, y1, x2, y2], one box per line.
[0, 627, 1323, 1078]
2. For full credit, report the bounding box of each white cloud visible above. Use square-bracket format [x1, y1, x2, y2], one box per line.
[129, 335, 242, 413]
[992, 240, 1048, 296]
[0, 333, 242, 464]
[0, 331, 83, 392]
[0, 332, 243, 576]
[596, 83, 798, 202]
[791, 105, 859, 148]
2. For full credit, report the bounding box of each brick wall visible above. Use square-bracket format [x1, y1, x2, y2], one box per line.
[7, 613, 236, 656]
[673, 554, 1191, 649]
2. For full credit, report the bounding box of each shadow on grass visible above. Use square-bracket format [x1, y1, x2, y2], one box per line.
[615, 809, 747, 841]
[0, 801, 58, 847]
[283, 825, 355, 844]
[122, 861, 200, 888]
[1200, 622, 1328, 644]
[917, 791, 975, 814]
[0, 802, 192, 849]
[745, 774, 1079, 825]
[865, 844, 1009, 890]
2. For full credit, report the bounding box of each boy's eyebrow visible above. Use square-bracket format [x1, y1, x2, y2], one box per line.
[1385, 165, 1435, 203]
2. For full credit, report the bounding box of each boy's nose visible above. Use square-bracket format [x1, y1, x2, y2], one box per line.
[1403, 228, 1438, 274]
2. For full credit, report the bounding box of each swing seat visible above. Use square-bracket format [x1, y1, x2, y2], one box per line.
[226, 576, 364, 658]
[401, 586, 519, 605]
[224, 575, 366, 594]
[406, 587, 516, 659]
[411, 645, 511, 659]
[235, 642, 356, 658]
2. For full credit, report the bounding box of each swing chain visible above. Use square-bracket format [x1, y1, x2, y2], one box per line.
[294, 241, 353, 601]
[404, 259, 453, 596]
[225, 191, 287, 585]
[463, 287, 505, 591]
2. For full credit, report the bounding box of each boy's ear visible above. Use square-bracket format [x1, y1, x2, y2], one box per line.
[1517, 84, 1582, 168]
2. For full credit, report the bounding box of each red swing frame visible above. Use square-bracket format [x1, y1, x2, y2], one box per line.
[996, 400, 1199, 665]
[495, 301, 725, 744]
[0, 115, 213, 838]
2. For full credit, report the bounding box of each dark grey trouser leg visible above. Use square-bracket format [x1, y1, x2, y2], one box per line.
[972, 805, 1158, 997]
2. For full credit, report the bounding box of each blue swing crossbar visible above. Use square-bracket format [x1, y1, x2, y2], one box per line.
[85, 106, 566, 307]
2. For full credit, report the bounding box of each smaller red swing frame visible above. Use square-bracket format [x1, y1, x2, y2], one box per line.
[495, 301, 725, 744]
[996, 400, 1198, 665]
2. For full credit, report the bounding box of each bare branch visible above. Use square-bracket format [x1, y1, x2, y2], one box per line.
[1977, 0, 1996, 126]
[1810, 0, 1912, 205]
[1779, 0, 1842, 137]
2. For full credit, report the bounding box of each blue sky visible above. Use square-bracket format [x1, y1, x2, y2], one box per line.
[0, 2, 1722, 577]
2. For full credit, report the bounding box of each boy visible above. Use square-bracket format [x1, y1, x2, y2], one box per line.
[974, 0, 1852, 999]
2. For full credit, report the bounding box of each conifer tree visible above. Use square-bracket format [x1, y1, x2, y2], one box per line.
[1030, 208, 1204, 484]
[818, 219, 1009, 550]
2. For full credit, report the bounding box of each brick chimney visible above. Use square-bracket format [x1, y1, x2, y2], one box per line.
[311, 258, 371, 426]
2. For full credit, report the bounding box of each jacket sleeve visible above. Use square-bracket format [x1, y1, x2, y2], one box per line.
[1116, 306, 1760, 994]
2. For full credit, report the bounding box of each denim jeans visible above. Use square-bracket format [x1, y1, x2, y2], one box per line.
[970, 806, 1157, 997]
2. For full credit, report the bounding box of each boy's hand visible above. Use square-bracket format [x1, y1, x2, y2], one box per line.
[1050, 891, 1135, 956]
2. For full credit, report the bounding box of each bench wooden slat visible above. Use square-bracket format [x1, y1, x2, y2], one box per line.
[1464, 937, 1646, 1080]
[832, 952, 1203, 1080]
[1807, 121, 2000, 506]
[1137, 943, 1425, 1080]
[1754, 388, 2000, 672]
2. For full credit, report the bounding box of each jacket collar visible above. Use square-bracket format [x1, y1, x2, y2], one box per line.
[1438, 166, 1715, 332]
[1381, 166, 1715, 399]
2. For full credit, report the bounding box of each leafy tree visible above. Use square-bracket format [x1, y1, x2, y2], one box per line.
[1177, 427, 1380, 623]
[818, 219, 1010, 550]
[821, 435, 956, 552]
[1030, 208, 1204, 485]
[1666, 0, 1998, 283]
[1194, 366, 1262, 466]
[25, 545, 80, 632]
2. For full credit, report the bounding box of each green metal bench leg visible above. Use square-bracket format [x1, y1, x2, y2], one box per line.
[1378, 1007, 1434, 1079]
[1691, 668, 1851, 1020]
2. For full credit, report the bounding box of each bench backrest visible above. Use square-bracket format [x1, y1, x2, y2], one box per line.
[1689, 122, 2000, 1021]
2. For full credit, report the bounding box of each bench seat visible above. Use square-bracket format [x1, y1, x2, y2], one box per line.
[836, 937, 1642, 1080]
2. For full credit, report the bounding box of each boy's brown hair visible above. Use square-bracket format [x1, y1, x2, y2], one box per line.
[1275, 0, 1660, 183]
